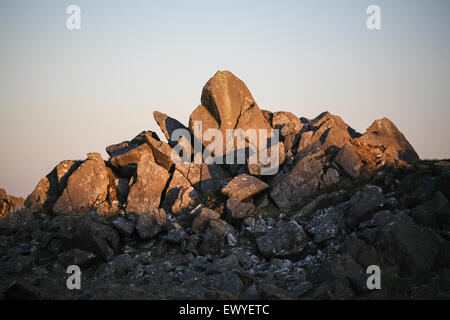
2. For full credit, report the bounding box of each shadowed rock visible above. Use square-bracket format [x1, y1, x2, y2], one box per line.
[126, 154, 170, 215]
[106, 130, 160, 158]
[25, 160, 81, 212]
[0, 189, 25, 219]
[270, 154, 324, 211]
[335, 143, 362, 178]
[53, 153, 109, 215]
[192, 207, 221, 233]
[153, 111, 188, 147]
[226, 197, 255, 220]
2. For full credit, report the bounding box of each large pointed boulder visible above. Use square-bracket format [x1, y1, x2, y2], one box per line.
[196, 71, 282, 174]
[357, 118, 419, 163]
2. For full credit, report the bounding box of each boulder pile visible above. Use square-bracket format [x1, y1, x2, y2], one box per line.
[22, 70, 419, 218]
[1, 71, 448, 300]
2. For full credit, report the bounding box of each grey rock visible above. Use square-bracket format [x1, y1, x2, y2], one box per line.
[270, 154, 324, 211]
[347, 185, 384, 228]
[306, 207, 341, 243]
[335, 143, 361, 178]
[135, 209, 166, 240]
[207, 254, 239, 275]
[226, 197, 254, 220]
[58, 249, 97, 268]
[70, 211, 121, 259]
[112, 217, 136, 237]
[256, 221, 308, 259]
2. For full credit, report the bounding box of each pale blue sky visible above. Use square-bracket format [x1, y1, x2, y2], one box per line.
[1, 0, 449, 197]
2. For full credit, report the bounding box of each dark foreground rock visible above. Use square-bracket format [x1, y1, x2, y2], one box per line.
[1, 159, 449, 300]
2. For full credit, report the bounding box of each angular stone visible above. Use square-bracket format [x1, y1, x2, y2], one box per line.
[153, 111, 188, 147]
[112, 216, 136, 237]
[270, 154, 323, 211]
[171, 186, 199, 215]
[369, 211, 440, 278]
[226, 197, 254, 220]
[192, 207, 221, 233]
[256, 221, 308, 259]
[106, 130, 159, 157]
[135, 208, 166, 239]
[358, 117, 419, 163]
[272, 111, 303, 136]
[335, 143, 361, 178]
[297, 112, 356, 153]
[25, 160, 80, 212]
[109, 143, 155, 178]
[347, 185, 385, 228]
[175, 162, 229, 194]
[321, 167, 340, 189]
[222, 174, 269, 202]
[126, 155, 170, 215]
[162, 169, 193, 214]
[306, 207, 340, 243]
[200, 71, 279, 173]
[200, 219, 236, 255]
[144, 132, 175, 171]
[58, 248, 98, 268]
[188, 104, 219, 149]
[0, 190, 25, 220]
[70, 211, 121, 259]
[53, 154, 109, 215]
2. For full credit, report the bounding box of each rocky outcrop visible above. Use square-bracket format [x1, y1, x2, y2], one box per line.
[2, 70, 441, 301]
[0, 189, 24, 220]
[351, 118, 420, 175]
[16, 70, 421, 221]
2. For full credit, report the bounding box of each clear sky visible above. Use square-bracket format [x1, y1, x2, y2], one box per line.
[1, 0, 449, 197]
